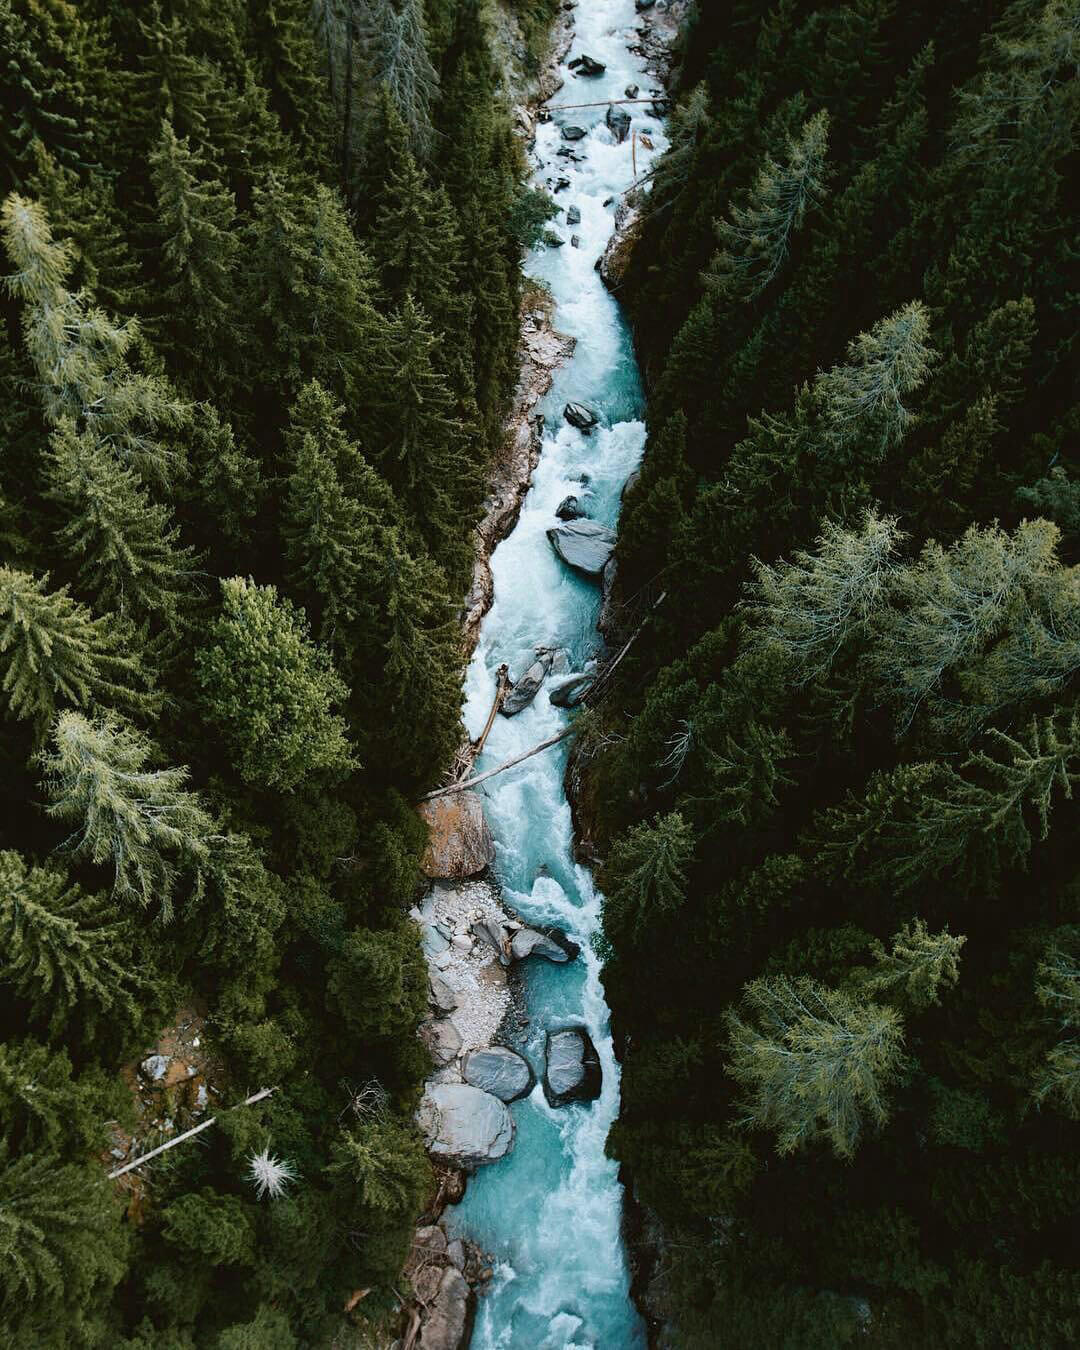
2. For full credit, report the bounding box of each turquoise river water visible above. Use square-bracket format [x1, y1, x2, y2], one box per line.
[442, 4, 669, 1346]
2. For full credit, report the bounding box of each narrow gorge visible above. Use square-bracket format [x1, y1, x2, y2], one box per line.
[412, 2, 674, 1344]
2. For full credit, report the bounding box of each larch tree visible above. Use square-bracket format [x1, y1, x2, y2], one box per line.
[38, 710, 219, 919]
[726, 975, 906, 1159]
[0, 566, 155, 729]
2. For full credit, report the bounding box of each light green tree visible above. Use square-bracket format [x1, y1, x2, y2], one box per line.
[327, 1116, 429, 1213]
[1033, 939, 1080, 1117]
[862, 919, 966, 1010]
[0, 566, 155, 729]
[726, 975, 905, 1159]
[38, 710, 219, 918]
[705, 110, 830, 301]
[600, 812, 694, 944]
[0, 851, 138, 1032]
[195, 577, 356, 791]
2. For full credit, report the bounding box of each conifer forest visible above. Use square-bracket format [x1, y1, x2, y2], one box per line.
[0, 0, 1078, 1348]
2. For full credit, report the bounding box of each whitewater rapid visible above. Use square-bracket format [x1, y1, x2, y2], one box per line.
[443, 4, 668, 1345]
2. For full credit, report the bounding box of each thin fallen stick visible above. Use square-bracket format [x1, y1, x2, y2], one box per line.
[458, 663, 509, 780]
[418, 727, 574, 801]
[107, 1086, 278, 1179]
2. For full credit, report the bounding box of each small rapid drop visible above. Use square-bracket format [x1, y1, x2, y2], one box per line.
[443, 4, 668, 1345]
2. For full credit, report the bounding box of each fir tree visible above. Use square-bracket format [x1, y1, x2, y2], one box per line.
[358, 0, 440, 160]
[38, 710, 219, 918]
[0, 565, 154, 729]
[862, 919, 966, 1011]
[601, 813, 695, 945]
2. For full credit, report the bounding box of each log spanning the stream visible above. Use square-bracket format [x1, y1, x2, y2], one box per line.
[418, 726, 575, 801]
[543, 97, 662, 111]
[107, 1086, 278, 1179]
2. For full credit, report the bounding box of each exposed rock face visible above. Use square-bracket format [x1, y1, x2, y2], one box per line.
[511, 925, 581, 962]
[418, 1082, 515, 1168]
[501, 648, 556, 716]
[423, 1018, 464, 1067]
[429, 973, 458, 1014]
[544, 1027, 603, 1106]
[564, 400, 599, 430]
[548, 671, 595, 707]
[418, 792, 495, 880]
[606, 103, 632, 143]
[547, 519, 616, 576]
[419, 1266, 471, 1350]
[463, 1047, 535, 1102]
[560, 123, 587, 140]
[599, 196, 643, 291]
[556, 494, 586, 520]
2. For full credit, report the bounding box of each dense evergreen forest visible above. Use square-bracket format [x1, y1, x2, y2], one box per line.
[0, 0, 556, 1343]
[581, 0, 1080, 1345]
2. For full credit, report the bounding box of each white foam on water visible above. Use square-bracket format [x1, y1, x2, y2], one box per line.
[443, 3, 668, 1344]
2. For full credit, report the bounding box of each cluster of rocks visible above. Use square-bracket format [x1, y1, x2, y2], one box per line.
[497, 644, 596, 714]
[568, 52, 606, 77]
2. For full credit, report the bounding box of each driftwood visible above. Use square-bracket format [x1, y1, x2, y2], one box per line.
[453, 663, 509, 782]
[419, 727, 574, 801]
[107, 1086, 278, 1179]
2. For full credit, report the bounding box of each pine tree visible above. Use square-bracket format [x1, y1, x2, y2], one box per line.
[38, 710, 219, 918]
[1033, 938, 1080, 1117]
[725, 975, 905, 1159]
[0, 850, 138, 1033]
[47, 421, 195, 627]
[0, 1039, 99, 1152]
[745, 509, 903, 683]
[0, 565, 155, 728]
[358, 0, 440, 160]
[195, 577, 356, 791]
[705, 110, 830, 302]
[149, 120, 238, 391]
[601, 813, 694, 945]
[862, 919, 966, 1010]
[328, 1116, 429, 1214]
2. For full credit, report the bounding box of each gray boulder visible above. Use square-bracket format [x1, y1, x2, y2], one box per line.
[429, 973, 458, 1014]
[501, 648, 555, 716]
[606, 104, 632, 143]
[625, 83, 640, 99]
[511, 925, 580, 963]
[570, 234, 581, 248]
[569, 53, 606, 76]
[544, 1027, 602, 1106]
[463, 1047, 534, 1102]
[422, 1018, 463, 1067]
[563, 401, 599, 431]
[560, 124, 587, 141]
[140, 1054, 170, 1082]
[547, 519, 616, 576]
[566, 204, 581, 226]
[419, 1266, 470, 1350]
[548, 671, 595, 708]
[417, 791, 495, 879]
[556, 494, 586, 521]
[417, 1083, 515, 1168]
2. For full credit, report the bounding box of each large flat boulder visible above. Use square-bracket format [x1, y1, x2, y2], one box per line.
[418, 792, 494, 879]
[547, 520, 616, 577]
[417, 1083, 515, 1168]
[501, 649, 555, 716]
[463, 1047, 534, 1102]
[544, 1027, 602, 1107]
[563, 400, 599, 431]
[510, 925, 580, 963]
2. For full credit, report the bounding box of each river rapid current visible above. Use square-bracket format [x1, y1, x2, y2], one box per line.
[442, 5, 668, 1346]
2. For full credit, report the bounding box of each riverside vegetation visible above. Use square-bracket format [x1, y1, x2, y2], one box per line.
[0, 0, 563, 1344]
[576, 0, 1080, 1346]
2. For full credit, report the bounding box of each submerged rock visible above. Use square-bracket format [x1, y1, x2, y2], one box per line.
[563, 401, 599, 431]
[418, 1083, 515, 1168]
[463, 1047, 534, 1102]
[501, 648, 556, 716]
[547, 519, 616, 576]
[548, 671, 595, 708]
[556, 494, 586, 521]
[606, 104, 632, 143]
[418, 792, 495, 879]
[544, 1027, 602, 1107]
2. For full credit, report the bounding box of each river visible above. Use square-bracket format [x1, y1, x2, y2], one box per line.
[441, 3, 669, 1346]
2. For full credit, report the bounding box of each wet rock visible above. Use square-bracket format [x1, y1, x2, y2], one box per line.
[463, 1047, 534, 1102]
[418, 792, 495, 879]
[547, 519, 616, 576]
[554, 176, 571, 192]
[636, 0, 656, 10]
[501, 648, 556, 716]
[556, 494, 586, 521]
[568, 53, 606, 76]
[563, 400, 599, 431]
[566, 204, 581, 225]
[570, 234, 581, 248]
[542, 229, 564, 248]
[140, 1054, 170, 1082]
[419, 1266, 470, 1350]
[511, 925, 580, 963]
[544, 1027, 603, 1107]
[548, 671, 595, 708]
[599, 199, 643, 290]
[560, 124, 587, 141]
[606, 104, 632, 143]
[418, 1083, 515, 1168]
[625, 83, 640, 99]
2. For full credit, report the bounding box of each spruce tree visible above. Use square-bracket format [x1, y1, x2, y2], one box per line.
[601, 813, 695, 945]
[0, 565, 154, 728]
[195, 577, 356, 791]
[862, 919, 966, 1011]
[0, 850, 138, 1033]
[38, 710, 219, 918]
[725, 975, 905, 1159]
[358, 0, 440, 160]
